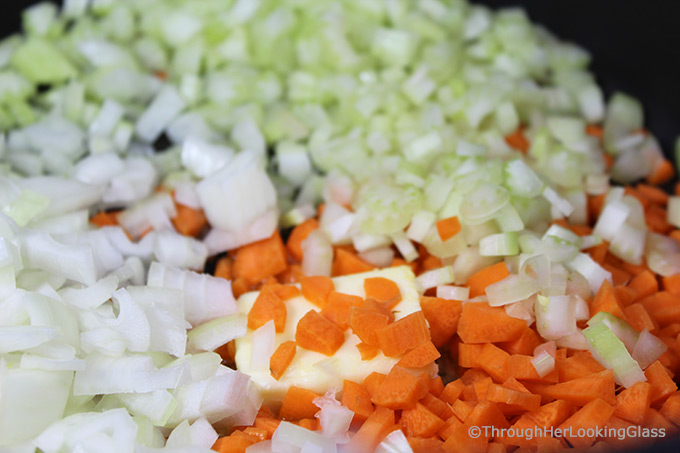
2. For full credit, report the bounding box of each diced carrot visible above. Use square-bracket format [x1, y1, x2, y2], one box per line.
[644, 408, 675, 431]
[419, 254, 443, 273]
[507, 354, 558, 383]
[498, 327, 543, 356]
[613, 381, 651, 425]
[457, 302, 526, 343]
[215, 256, 234, 281]
[409, 436, 446, 453]
[242, 426, 269, 440]
[659, 391, 680, 426]
[300, 276, 334, 309]
[279, 387, 320, 420]
[542, 369, 616, 406]
[663, 274, 680, 296]
[466, 262, 510, 298]
[364, 277, 402, 307]
[555, 351, 605, 382]
[392, 257, 419, 273]
[600, 416, 638, 449]
[401, 402, 446, 437]
[486, 383, 541, 413]
[477, 343, 510, 383]
[505, 128, 529, 153]
[364, 372, 387, 398]
[269, 341, 296, 380]
[299, 418, 319, 431]
[624, 303, 658, 333]
[436, 216, 462, 242]
[487, 442, 507, 453]
[215, 341, 236, 365]
[585, 125, 603, 138]
[586, 242, 608, 264]
[375, 311, 430, 357]
[458, 343, 484, 368]
[430, 376, 445, 397]
[672, 230, 680, 245]
[590, 279, 628, 321]
[443, 401, 510, 453]
[346, 406, 395, 452]
[646, 204, 673, 234]
[421, 392, 454, 421]
[615, 285, 637, 307]
[558, 398, 615, 449]
[247, 289, 286, 333]
[420, 296, 463, 348]
[295, 310, 345, 356]
[356, 342, 380, 360]
[349, 307, 390, 347]
[90, 210, 119, 228]
[645, 360, 678, 405]
[440, 379, 465, 405]
[332, 248, 374, 276]
[646, 159, 675, 185]
[276, 263, 305, 284]
[233, 232, 288, 285]
[637, 183, 670, 206]
[473, 377, 493, 402]
[286, 218, 319, 262]
[460, 385, 478, 405]
[172, 202, 208, 237]
[502, 377, 531, 394]
[500, 399, 574, 447]
[621, 260, 648, 276]
[371, 367, 430, 410]
[451, 399, 473, 422]
[438, 415, 463, 441]
[342, 380, 374, 424]
[253, 417, 280, 438]
[640, 291, 680, 326]
[588, 193, 607, 221]
[460, 368, 491, 386]
[320, 290, 363, 330]
[397, 340, 441, 368]
[212, 433, 258, 452]
[627, 270, 659, 301]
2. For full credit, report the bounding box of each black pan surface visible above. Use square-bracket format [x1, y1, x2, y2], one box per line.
[1, 1, 679, 452]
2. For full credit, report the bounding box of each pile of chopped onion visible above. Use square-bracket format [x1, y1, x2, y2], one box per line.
[0, 0, 677, 451]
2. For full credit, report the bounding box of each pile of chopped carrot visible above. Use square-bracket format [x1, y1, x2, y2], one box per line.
[88, 128, 680, 453]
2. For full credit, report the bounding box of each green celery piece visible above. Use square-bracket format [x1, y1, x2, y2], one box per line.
[11, 38, 78, 84]
[583, 321, 645, 388]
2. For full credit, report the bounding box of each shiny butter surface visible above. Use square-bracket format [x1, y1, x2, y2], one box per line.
[234, 266, 422, 402]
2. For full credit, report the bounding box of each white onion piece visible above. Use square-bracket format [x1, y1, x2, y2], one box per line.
[15, 176, 104, 219]
[116, 389, 177, 427]
[250, 321, 276, 374]
[486, 274, 538, 307]
[103, 157, 158, 205]
[147, 262, 237, 327]
[59, 275, 119, 310]
[415, 266, 455, 292]
[531, 350, 555, 378]
[153, 230, 208, 271]
[196, 150, 277, 237]
[117, 193, 177, 239]
[0, 365, 72, 447]
[181, 137, 234, 178]
[375, 429, 413, 453]
[358, 247, 394, 268]
[73, 353, 185, 395]
[33, 409, 138, 453]
[534, 295, 577, 341]
[632, 329, 668, 370]
[136, 85, 186, 143]
[20, 231, 97, 286]
[73, 152, 125, 186]
[202, 208, 279, 253]
[436, 285, 469, 301]
[187, 314, 247, 353]
[302, 230, 333, 277]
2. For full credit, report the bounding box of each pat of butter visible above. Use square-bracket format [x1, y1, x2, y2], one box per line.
[234, 266, 422, 403]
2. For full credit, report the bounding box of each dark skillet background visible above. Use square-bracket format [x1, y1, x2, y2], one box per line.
[2, 1, 680, 451]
